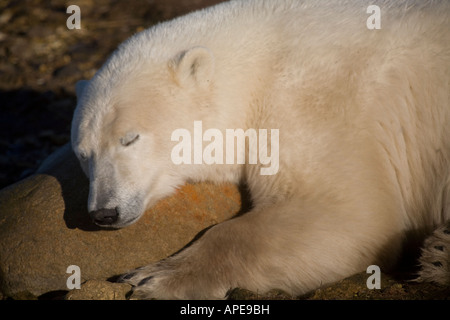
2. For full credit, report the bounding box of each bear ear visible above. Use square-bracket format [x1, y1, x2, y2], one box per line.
[170, 47, 215, 87]
[75, 79, 89, 98]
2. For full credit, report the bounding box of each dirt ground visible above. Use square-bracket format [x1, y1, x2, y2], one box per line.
[0, 0, 224, 189]
[0, 0, 448, 300]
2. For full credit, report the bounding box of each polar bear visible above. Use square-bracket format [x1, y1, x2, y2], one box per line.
[71, 0, 450, 299]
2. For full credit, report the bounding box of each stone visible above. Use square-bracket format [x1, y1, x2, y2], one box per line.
[304, 271, 450, 300]
[65, 280, 131, 300]
[0, 143, 241, 298]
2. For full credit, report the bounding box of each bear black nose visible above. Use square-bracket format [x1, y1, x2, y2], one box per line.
[90, 208, 119, 225]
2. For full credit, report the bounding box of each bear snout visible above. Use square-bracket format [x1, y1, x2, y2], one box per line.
[89, 207, 119, 226]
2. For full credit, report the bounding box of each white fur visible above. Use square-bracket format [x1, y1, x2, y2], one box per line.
[71, 0, 450, 298]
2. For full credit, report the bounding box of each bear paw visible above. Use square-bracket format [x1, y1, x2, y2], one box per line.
[118, 262, 179, 300]
[417, 221, 450, 285]
[118, 256, 230, 300]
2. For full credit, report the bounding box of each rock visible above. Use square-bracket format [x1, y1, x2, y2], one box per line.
[0, 144, 241, 298]
[65, 280, 131, 300]
[229, 271, 450, 300]
[305, 272, 392, 300]
[304, 271, 450, 300]
[228, 288, 295, 300]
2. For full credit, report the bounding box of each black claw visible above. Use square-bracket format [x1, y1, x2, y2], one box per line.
[432, 261, 443, 267]
[434, 245, 444, 251]
[125, 290, 134, 299]
[120, 272, 137, 281]
[138, 276, 154, 286]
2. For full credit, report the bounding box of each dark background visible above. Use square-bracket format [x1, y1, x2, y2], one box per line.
[0, 0, 224, 190]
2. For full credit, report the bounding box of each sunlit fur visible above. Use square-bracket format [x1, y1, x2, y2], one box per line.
[71, 0, 450, 298]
